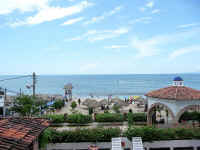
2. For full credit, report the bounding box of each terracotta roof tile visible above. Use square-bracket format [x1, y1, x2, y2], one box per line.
[145, 86, 200, 100]
[0, 118, 49, 150]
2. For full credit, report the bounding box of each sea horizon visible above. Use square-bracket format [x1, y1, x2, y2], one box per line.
[1, 74, 200, 97]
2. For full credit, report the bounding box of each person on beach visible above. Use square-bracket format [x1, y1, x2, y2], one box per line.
[78, 98, 81, 105]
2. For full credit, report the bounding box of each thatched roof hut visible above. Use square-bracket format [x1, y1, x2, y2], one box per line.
[82, 99, 100, 108]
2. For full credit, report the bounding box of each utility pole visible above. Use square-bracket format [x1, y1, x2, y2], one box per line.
[4, 88, 7, 102]
[33, 72, 36, 97]
[20, 88, 21, 96]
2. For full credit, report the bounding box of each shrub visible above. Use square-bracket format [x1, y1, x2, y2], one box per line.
[123, 127, 200, 142]
[44, 127, 121, 143]
[45, 114, 65, 123]
[66, 113, 92, 124]
[132, 113, 147, 122]
[88, 107, 94, 115]
[40, 127, 200, 145]
[71, 101, 77, 110]
[53, 100, 65, 110]
[179, 111, 200, 122]
[95, 113, 124, 122]
[112, 104, 120, 113]
[128, 113, 134, 126]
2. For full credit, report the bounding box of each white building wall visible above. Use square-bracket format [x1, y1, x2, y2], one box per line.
[0, 95, 4, 107]
[148, 97, 200, 116]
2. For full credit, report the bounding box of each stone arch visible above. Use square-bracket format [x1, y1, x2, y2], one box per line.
[175, 105, 200, 123]
[147, 102, 175, 125]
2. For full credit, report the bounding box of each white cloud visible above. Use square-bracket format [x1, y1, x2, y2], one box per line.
[130, 17, 152, 24]
[61, 17, 84, 26]
[169, 45, 200, 59]
[104, 45, 128, 49]
[177, 23, 199, 29]
[80, 63, 97, 72]
[152, 9, 160, 14]
[131, 28, 200, 58]
[146, 1, 154, 8]
[10, 1, 93, 26]
[66, 27, 129, 42]
[83, 6, 123, 25]
[139, 7, 146, 12]
[139, 1, 155, 12]
[0, 0, 50, 15]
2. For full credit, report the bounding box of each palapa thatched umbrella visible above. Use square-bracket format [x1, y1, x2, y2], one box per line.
[99, 99, 108, 105]
[111, 98, 129, 107]
[82, 99, 100, 108]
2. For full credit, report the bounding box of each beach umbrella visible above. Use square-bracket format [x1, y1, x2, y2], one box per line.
[111, 98, 129, 107]
[82, 99, 99, 108]
[99, 99, 108, 105]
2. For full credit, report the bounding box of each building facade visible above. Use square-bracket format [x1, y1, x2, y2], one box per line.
[146, 77, 200, 124]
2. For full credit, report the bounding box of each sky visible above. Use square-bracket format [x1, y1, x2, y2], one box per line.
[0, 0, 200, 75]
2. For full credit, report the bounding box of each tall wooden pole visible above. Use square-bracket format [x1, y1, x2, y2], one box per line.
[33, 72, 36, 97]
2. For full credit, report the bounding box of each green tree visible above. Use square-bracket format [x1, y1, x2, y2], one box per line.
[71, 101, 77, 110]
[12, 95, 39, 117]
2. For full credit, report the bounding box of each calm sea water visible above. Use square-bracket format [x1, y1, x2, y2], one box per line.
[0, 74, 200, 97]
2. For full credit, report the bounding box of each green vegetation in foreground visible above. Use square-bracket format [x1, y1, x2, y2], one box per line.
[95, 113, 124, 122]
[44, 112, 147, 124]
[179, 111, 200, 122]
[44, 113, 92, 124]
[39, 127, 200, 147]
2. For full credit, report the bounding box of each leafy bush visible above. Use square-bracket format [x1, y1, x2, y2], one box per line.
[71, 101, 77, 110]
[45, 114, 65, 123]
[128, 113, 134, 125]
[112, 104, 120, 113]
[123, 127, 200, 142]
[95, 113, 124, 122]
[53, 100, 65, 110]
[132, 113, 147, 122]
[88, 107, 94, 115]
[179, 111, 200, 122]
[66, 113, 92, 124]
[43, 127, 121, 143]
[40, 127, 200, 145]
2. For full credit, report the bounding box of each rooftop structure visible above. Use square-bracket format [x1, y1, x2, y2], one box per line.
[0, 118, 49, 150]
[146, 77, 200, 125]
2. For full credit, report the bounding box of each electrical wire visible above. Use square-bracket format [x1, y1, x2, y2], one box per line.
[0, 75, 32, 82]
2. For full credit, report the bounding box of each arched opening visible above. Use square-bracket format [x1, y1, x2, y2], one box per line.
[176, 105, 200, 125]
[147, 103, 175, 125]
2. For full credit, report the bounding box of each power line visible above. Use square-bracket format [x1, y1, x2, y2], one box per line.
[0, 75, 32, 82]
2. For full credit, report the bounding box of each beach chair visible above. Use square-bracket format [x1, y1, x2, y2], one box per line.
[112, 137, 122, 150]
[132, 137, 144, 150]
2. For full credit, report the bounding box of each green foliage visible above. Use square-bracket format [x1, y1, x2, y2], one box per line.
[71, 101, 77, 110]
[179, 111, 200, 122]
[39, 128, 54, 148]
[45, 114, 65, 123]
[39, 127, 200, 145]
[88, 107, 94, 115]
[132, 113, 147, 122]
[44, 113, 92, 124]
[66, 113, 92, 124]
[45, 127, 121, 143]
[127, 113, 134, 126]
[112, 104, 121, 113]
[127, 113, 147, 125]
[53, 100, 65, 110]
[11, 95, 39, 116]
[95, 113, 124, 122]
[123, 127, 200, 142]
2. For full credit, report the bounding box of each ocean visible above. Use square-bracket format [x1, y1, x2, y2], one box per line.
[0, 74, 200, 98]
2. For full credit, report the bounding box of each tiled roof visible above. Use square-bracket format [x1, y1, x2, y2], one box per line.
[145, 86, 200, 100]
[0, 118, 49, 150]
